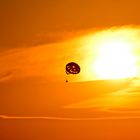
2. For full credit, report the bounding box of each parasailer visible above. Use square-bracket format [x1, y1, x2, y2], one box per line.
[65, 62, 80, 82]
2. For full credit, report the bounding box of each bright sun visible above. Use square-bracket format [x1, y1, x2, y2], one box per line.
[94, 38, 137, 79]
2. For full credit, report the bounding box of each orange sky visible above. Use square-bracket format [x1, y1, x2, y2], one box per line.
[0, 26, 140, 116]
[0, 26, 140, 82]
[2, 1, 140, 140]
[1, 0, 140, 49]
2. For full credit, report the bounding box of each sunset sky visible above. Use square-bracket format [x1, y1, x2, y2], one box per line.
[1, 0, 140, 49]
[2, 0, 140, 140]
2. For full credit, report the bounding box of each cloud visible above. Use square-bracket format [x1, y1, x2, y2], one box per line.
[2, 115, 140, 120]
[1, 25, 140, 82]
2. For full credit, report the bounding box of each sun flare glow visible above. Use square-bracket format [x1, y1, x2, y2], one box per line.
[81, 29, 139, 81]
[94, 38, 137, 79]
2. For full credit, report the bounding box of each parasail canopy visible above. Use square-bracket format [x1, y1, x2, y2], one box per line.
[66, 62, 81, 75]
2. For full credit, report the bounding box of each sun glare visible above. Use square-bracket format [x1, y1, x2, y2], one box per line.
[81, 29, 139, 81]
[94, 38, 137, 79]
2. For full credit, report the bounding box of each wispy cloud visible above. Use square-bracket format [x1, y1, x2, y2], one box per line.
[2, 115, 140, 120]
